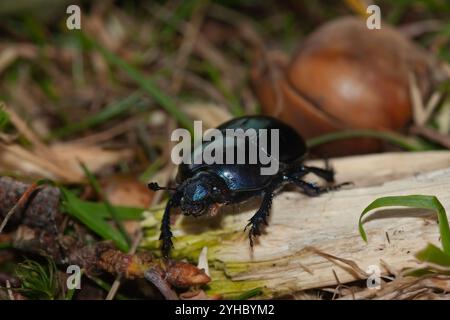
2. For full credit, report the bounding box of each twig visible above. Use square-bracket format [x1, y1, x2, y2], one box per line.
[144, 268, 178, 300]
[10, 225, 210, 289]
[0, 177, 61, 235]
[105, 231, 142, 300]
[0, 182, 43, 234]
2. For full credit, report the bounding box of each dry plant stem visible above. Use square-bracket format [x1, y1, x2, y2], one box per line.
[105, 231, 142, 300]
[1, 106, 131, 183]
[2, 105, 72, 174]
[0, 43, 74, 70]
[170, 0, 208, 93]
[6, 280, 14, 300]
[306, 247, 368, 278]
[67, 118, 139, 146]
[0, 183, 42, 234]
[0, 143, 80, 182]
[409, 73, 441, 127]
[182, 71, 229, 106]
[144, 268, 178, 300]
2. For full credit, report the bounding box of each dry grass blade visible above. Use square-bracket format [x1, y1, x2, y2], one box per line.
[0, 142, 132, 183]
[339, 275, 450, 300]
[2, 105, 70, 171]
[0, 103, 132, 182]
[306, 246, 369, 278]
[170, 0, 209, 93]
[6, 280, 14, 300]
[409, 73, 441, 127]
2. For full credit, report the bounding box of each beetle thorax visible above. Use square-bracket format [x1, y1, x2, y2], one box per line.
[180, 172, 229, 217]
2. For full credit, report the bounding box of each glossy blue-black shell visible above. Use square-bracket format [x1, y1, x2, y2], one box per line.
[176, 116, 307, 192]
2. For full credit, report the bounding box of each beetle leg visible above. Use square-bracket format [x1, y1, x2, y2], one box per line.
[302, 165, 335, 183]
[288, 176, 349, 196]
[287, 164, 335, 183]
[160, 192, 182, 257]
[244, 179, 282, 247]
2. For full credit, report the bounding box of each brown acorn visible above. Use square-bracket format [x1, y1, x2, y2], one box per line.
[251, 17, 444, 156]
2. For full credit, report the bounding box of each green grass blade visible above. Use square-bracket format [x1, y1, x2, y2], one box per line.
[0, 104, 9, 130]
[60, 187, 130, 252]
[79, 32, 193, 133]
[50, 91, 144, 139]
[306, 129, 435, 151]
[358, 195, 450, 255]
[76, 200, 144, 220]
[415, 243, 450, 266]
[0, 242, 12, 249]
[139, 158, 163, 182]
[235, 287, 263, 300]
[79, 163, 131, 246]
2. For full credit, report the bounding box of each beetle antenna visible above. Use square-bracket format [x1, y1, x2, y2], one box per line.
[148, 182, 177, 191]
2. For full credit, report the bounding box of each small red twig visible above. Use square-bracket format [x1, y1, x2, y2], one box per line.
[0, 183, 43, 234]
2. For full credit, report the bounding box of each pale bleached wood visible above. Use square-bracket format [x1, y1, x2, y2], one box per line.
[143, 151, 450, 297]
[307, 150, 450, 187]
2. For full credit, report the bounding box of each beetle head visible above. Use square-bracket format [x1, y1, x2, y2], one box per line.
[180, 172, 229, 217]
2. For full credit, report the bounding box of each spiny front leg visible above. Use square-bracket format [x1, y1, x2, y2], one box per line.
[244, 179, 282, 247]
[159, 192, 181, 257]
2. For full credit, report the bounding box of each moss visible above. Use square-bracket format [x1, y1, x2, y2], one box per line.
[140, 205, 271, 299]
[205, 269, 266, 299]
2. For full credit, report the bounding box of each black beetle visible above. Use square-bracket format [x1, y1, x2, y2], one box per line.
[149, 115, 347, 256]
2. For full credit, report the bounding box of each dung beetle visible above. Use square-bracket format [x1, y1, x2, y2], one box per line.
[149, 115, 348, 257]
